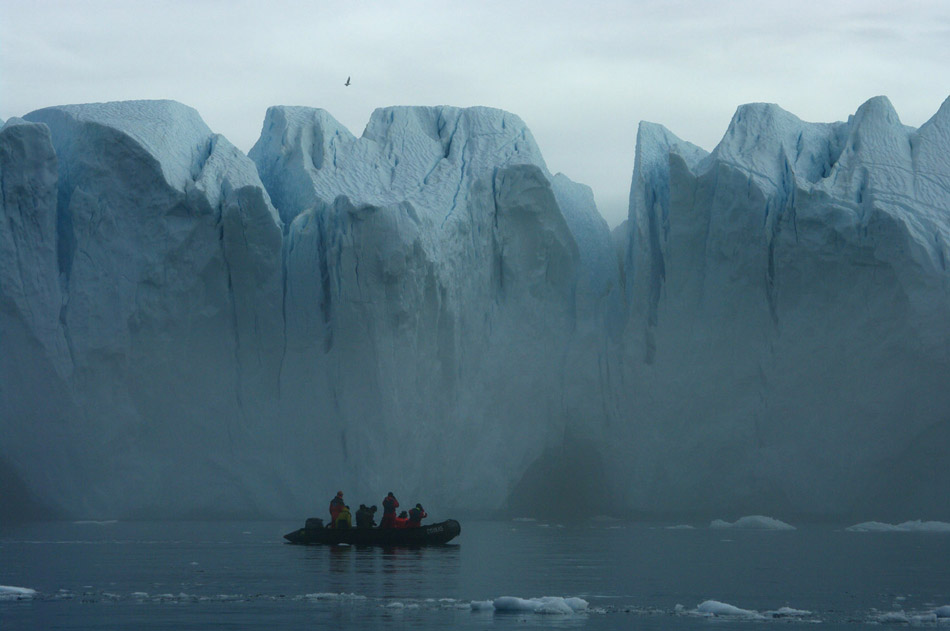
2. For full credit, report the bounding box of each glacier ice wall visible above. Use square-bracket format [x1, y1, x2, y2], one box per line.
[619, 96, 950, 519]
[0, 101, 620, 519]
[2, 102, 288, 517]
[248, 105, 621, 513]
[1, 96, 948, 521]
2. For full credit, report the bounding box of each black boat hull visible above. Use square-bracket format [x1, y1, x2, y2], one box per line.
[284, 519, 461, 546]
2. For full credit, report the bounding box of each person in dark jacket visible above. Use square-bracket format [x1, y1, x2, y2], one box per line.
[407, 503, 427, 528]
[329, 491, 345, 525]
[379, 492, 399, 528]
[355, 504, 377, 528]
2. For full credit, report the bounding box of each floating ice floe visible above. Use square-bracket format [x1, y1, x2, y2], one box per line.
[301, 592, 368, 601]
[935, 605, 950, 618]
[710, 515, 796, 530]
[695, 600, 765, 619]
[870, 610, 944, 625]
[846, 520, 950, 533]
[0, 585, 36, 600]
[472, 596, 589, 615]
[874, 611, 912, 624]
[768, 606, 813, 618]
[693, 600, 812, 620]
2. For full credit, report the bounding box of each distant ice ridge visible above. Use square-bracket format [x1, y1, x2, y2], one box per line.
[710, 516, 796, 530]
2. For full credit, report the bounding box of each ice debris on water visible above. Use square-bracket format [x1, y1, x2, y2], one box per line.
[301, 592, 368, 601]
[846, 520, 950, 533]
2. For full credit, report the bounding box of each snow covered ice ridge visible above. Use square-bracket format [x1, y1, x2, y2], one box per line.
[2, 96, 950, 521]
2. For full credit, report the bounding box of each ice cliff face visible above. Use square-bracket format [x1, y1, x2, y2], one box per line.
[620, 96, 950, 519]
[248, 105, 620, 512]
[1, 96, 948, 521]
[0, 101, 619, 518]
[2, 101, 286, 517]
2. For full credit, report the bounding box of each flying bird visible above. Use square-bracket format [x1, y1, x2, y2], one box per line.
[345, 76, 351, 87]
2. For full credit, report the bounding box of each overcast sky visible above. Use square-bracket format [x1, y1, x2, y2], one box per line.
[2, 0, 948, 227]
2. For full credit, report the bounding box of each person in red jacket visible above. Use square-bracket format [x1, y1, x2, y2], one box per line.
[394, 511, 409, 528]
[379, 492, 399, 528]
[407, 503, 427, 528]
[329, 491, 345, 526]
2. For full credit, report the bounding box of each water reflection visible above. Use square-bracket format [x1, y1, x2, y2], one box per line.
[306, 544, 461, 599]
[381, 546, 424, 574]
[328, 543, 352, 574]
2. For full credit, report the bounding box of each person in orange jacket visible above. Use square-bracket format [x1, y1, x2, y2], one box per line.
[394, 511, 409, 528]
[379, 492, 399, 528]
[329, 491, 345, 526]
[407, 503, 427, 527]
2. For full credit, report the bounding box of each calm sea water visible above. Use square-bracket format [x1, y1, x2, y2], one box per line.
[1, 519, 948, 629]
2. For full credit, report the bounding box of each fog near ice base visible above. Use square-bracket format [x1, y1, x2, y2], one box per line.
[1, 96, 948, 521]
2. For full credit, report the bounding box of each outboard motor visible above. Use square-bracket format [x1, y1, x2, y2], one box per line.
[305, 517, 324, 530]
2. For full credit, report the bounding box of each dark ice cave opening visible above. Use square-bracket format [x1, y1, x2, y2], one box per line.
[505, 428, 613, 521]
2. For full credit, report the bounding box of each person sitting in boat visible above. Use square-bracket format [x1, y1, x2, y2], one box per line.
[329, 491, 345, 525]
[394, 511, 409, 528]
[335, 505, 352, 529]
[407, 504, 427, 528]
[379, 492, 399, 528]
[355, 504, 377, 528]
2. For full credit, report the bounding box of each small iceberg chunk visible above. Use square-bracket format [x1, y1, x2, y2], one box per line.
[710, 515, 796, 530]
[0, 586, 36, 600]
[874, 611, 911, 623]
[476, 596, 589, 615]
[695, 600, 764, 619]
